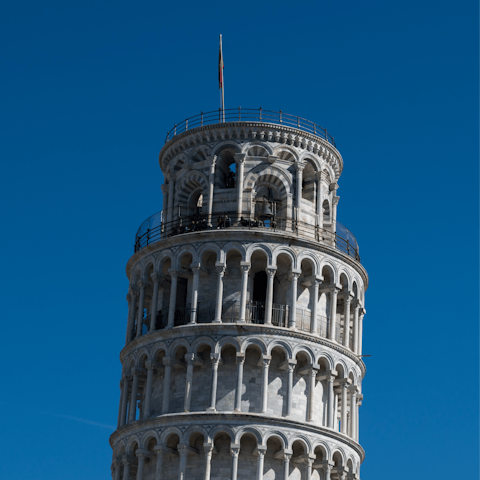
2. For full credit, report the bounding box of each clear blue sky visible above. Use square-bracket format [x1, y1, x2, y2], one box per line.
[0, 1, 478, 478]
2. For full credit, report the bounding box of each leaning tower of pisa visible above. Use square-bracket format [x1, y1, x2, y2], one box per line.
[110, 109, 368, 480]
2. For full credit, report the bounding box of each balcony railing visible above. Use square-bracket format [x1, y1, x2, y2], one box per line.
[134, 211, 360, 262]
[165, 108, 336, 147]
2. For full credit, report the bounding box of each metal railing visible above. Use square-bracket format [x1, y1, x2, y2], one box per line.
[134, 211, 360, 261]
[165, 108, 336, 147]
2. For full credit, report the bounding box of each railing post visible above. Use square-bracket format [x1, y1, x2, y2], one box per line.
[238, 106, 241, 120]
[219, 108, 221, 122]
[185, 119, 188, 131]
[174, 124, 177, 136]
[201, 111, 204, 126]
[325, 128, 328, 142]
[297, 116, 299, 127]
[279, 110, 282, 123]
[259, 107, 262, 120]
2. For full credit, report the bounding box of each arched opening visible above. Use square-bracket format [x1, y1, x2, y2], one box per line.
[169, 346, 187, 413]
[211, 432, 233, 474]
[185, 432, 205, 478]
[242, 345, 263, 413]
[323, 199, 331, 225]
[223, 249, 243, 322]
[163, 434, 180, 480]
[190, 344, 212, 412]
[293, 351, 310, 422]
[302, 161, 316, 204]
[269, 346, 288, 417]
[264, 436, 284, 478]
[291, 440, 308, 478]
[249, 250, 268, 324]
[216, 344, 238, 411]
[238, 433, 259, 477]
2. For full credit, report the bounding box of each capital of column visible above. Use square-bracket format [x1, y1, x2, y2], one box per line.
[162, 356, 173, 367]
[253, 445, 267, 457]
[122, 455, 131, 466]
[329, 182, 339, 192]
[288, 269, 301, 281]
[215, 264, 226, 275]
[348, 384, 358, 394]
[207, 154, 217, 166]
[236, 352, 246, 365]
[261, 355, 271, 368]
[153, 445, 168, 456]
[190, 263, 201, 273]
[295, 160, 307, 171]
[184, 353, 195, 364]
[131, 367, 146, 377]
[168, 269, 179, 278]
[145, 362, 157, 371]
[135, 448, 150, 459]
[234, 153, 246, 163]
[203, 443, 214, 454]
[137, 280, 149, 290]
[266, 266, 277, 277]
[230, 444, 241, 457]
[240, 261, 251, 273]
[150, 272, 160, 283]
[210, 352, 222, 367]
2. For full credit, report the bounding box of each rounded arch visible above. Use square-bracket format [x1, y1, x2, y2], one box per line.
[243, 141, 273, 157]
[187, 145, 212, 163]
[266, 340, 292, 359]
[141, 258, 156, 278]
[126, 435, 141, 455]
[246, 244, 273, 265]
[311, 440, 331, 460]
[174, 244, 198, 269]
[319, 259, 338, 285]
[244, 164, 292, 197]
[160, 426, 184, 445]
[183, 425, 209, 445]
[298, 252, 320, 276]
[298, 152, 322, 171]
[263, 430, 287, 450]
[191, 336, 216, 356]
[140, 430, 160, 449]
[211, 140, 242, 156]
[169, 153, 188, 175]
[334, 359, 349, 379]
[288, 434, 312, 453]
[292, 345, 315, 364]
[241, 337, 267, 355]
[273, 146, 299, 162]
[222, 242, 247, 261]
[235, 426, 262, 445]
[197, 242, 223, 264]
[216, 336, 241, 354]
[272, 246, 298, 270]
[169, 337, 192, 356]
[331, 447, 346, 466]
[208, 425, 235, 444]
[136, 348, 150, 367]
[151, 342, 169, 362]
[316, 352, 334, 372]
[156, 250, 175, 272]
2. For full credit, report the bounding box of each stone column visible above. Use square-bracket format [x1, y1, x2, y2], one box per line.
[203, 443, 214, 480]
[295, 161, 305, 211]
[184, 353, 195, 412]
[167, 271, 178, 328]
[207, 156, 216, 226]
[264, 267, 276, 325]
[238, 263, 250, 323]
[117, 379, 125, 428]
[357, 394, 363, 441]
[330, 182, 339, 234]
[208, 353, 221, 412]
[306, 455, 315, 480]
[162, 356, 172, 413]
[119, 375, 130, 427]
[153, 446, 164, 480]
[125, 291, 137, 345]
[340, 380, 349, 434]
[149, 273, 160, 331]
[113, 460, 121, 480]
[256, 446, 267, 480]
[122, 456, 130, 480]
[324, 463, 333, 480]
[167, 179, 174, 225]
[285, 360, 296, 417]
[349, 386, 358, 439]
[177, 444, 188, 480]
[315, 172, 323, 228]
[136, 450, 148, 480]
[128, 368, 140, 422]
[189, 264, 201, 324]
[235, 153, 246, 217]
[343, 296, 352, 348]
[352, 302, 360, 354]
[307, 367, 319, 422]
[327, 373, 336, 428]
[283, 452, 292, 480]
[328, 288, 339, 341]
[234, 353, 245, 411]
[143, 362, 155, 417]
[310, 279, 321, 334]
[289, 271, 300, 328]
[213, 264, 225, 323]
[261, 355, 271, 414]
[136, 282, 148, 338]
[358, 310, 365, 355]
[230, 445, 241, 480]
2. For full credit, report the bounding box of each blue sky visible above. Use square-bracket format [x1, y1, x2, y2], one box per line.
[0, 0, 478, 478]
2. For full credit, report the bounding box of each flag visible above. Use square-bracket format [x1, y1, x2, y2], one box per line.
[219, 35, 224, 90]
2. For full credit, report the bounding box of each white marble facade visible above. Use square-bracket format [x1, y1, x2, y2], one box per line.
[111, 118, 368, 480]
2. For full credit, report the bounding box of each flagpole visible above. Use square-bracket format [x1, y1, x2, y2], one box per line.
[220, 34, 225, 122]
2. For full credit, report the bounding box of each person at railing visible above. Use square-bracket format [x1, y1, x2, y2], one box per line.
[225, 170, 235, 188]
[240, 216, 249, 227]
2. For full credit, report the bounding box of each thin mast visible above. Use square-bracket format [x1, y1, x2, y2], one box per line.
[219, 34, 225, 122]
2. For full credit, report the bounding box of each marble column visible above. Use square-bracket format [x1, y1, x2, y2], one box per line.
[327, 373, 336, 428]
[189, 264, 201, 324]
[235, 153, 246, 217]
[306, 456, 315, 480]
[295, 161, 305, 211]
[234, 353, 245, 411]
[143, 362, 155, 417]
[264, 267, 276, 325]
[310, 279, 321, 334]
[128, 369, 140, 422]
[213, 264, 225, 323]
[125, 291, 137, 345]
[343, 296, 352, 348]
[352, 302, 360, 354]
[113, 460, 121, 480]
[238, 263, 250, 323]
[283, 452, 292, 480]
[117, 379, 125, 428]
[307, 367, 319, 422]
[136, 450, 148, 480]
[177, 444, 188, 480]
[167, 271, 178, 328]
[149, 273, 160, 331]
[167, 179, 174, 226]
[208, 353, 221, 412]
[153, 446, 164, 480]
[340, 381, 349, 434]
[183, 353, 195, 412]
[256, 446, 267, 480]
[207, 156, 216, 226]
[315, 172, 323, 228]
[285, 360, 296, 417]
[358, 310, 365, 355]
[324, 463, 332, 480]
[328, 288, 338, 341]
[349, 386, 358, 440]
[289, 272, 300, 329]
[230, 445, 241, 480]
[122, 457, 130, 480]
[119, 375, 130, 427]
[261, 355, 271, 413]
[203, 443, 214, 480]
[136, 282, 148, 338]
[162, 356, 172, 413]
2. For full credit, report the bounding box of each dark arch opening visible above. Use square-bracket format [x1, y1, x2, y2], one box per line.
[253, 271, 267, 303]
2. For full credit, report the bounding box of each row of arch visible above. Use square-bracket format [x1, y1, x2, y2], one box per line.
[113, 426, 359, 480]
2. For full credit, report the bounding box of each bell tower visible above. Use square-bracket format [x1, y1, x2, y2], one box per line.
[110, 108, 368, 480]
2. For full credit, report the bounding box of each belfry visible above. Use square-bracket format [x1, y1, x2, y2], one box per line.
[110, 108, 368, 480]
